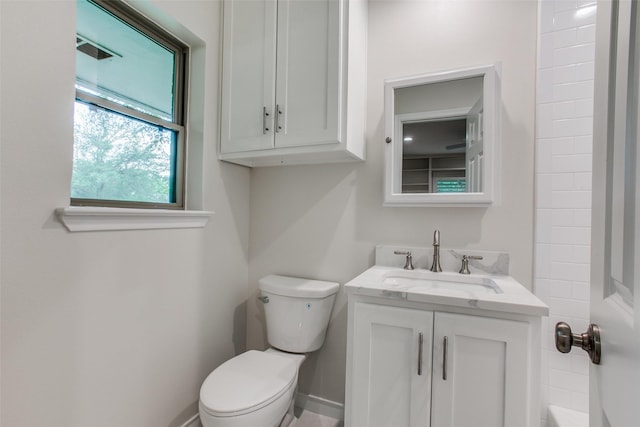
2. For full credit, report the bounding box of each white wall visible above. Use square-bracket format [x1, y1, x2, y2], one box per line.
[247, 0, 538, 405]
[535, 0, 596, 422]
[0, 1, 251, 426]
[0, 0, 567, 423]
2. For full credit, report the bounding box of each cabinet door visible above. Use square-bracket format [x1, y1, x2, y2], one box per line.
[274, 0, 341, 148]
[351, 303, 433, 427]
[431, 313, 530, 427]
[220, 0, 277, 153]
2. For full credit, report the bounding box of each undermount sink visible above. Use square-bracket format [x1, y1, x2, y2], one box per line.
[383, 269, 502, 294]
[344, 265, 549, 316]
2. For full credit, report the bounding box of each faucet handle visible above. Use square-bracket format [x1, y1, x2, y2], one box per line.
[459, 255, 483, 275]
[394, 250, 415, 270]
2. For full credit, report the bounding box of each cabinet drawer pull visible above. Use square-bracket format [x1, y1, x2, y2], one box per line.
[276, 104, 283, 132]
[263, 106, 270, 134]
[443, 336, 448, 380]
[418, 332, 424, 375]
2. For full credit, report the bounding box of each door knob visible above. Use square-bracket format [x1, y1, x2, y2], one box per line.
[555, 322, 601, 365]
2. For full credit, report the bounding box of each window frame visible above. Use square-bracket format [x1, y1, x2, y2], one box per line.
[72, 0, 189, 210]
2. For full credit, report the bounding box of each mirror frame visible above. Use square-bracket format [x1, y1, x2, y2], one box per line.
[384, 64, 500, 207]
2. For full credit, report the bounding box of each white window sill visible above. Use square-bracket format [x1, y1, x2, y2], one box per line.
[55, 207, 213, 232]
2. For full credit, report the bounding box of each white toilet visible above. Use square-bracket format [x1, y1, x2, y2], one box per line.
[199, 274, 339, 427]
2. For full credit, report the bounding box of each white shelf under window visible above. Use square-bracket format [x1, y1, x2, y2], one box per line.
[55, 207, 213, 232]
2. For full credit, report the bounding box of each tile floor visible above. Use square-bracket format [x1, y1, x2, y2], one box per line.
[193, 409, 341, 427]
[295, 410, 342, 427]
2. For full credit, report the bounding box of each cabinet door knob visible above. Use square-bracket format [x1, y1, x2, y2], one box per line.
[385, 137, 392, 143]
[555, 321, 601, 364]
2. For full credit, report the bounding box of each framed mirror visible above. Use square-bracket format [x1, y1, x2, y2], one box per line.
[384, 64, 500, 206]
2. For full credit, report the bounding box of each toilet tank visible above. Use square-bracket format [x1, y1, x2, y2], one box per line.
[259, 275, 339, 353]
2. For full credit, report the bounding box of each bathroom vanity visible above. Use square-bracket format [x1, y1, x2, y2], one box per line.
[344, 247, 548, 427]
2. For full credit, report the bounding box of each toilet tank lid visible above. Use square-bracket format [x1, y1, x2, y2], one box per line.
[259, 275, 339, 298]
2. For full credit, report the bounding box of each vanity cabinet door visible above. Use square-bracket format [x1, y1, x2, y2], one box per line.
[430, 312, 530, 427]
[350, 303, 433, 427]
[220, 0, 277, 153]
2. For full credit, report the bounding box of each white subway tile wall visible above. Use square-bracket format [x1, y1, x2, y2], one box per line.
[535, 0, 596, 424]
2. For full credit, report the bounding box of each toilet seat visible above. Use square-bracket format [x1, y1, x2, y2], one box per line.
[199, 350, 297, 418]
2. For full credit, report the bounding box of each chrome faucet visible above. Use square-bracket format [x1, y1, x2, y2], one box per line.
[430, 230, 442, 272]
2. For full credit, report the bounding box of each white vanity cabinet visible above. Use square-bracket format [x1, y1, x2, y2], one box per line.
[346, 300, 539, 427]
[219, 0, 367, 167]
[350, 303, 434, 427]
[430, 312, 531, 427]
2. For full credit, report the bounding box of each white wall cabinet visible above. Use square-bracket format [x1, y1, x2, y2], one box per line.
[346, 301, 537, 427]
[219, 0, 367, 167]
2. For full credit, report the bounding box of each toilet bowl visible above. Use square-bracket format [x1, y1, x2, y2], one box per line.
[199, 275, 339, 427]
[199, 349, 305, 427]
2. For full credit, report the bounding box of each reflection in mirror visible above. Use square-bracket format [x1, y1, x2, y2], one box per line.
[395, 77, 482, 194]
[402, 118, 467, 193]
[384, 65, 499, 206]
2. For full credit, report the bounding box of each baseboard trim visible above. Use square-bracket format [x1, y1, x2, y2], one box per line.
[295, 392, 344, 421]
[180, 413, 201, 427]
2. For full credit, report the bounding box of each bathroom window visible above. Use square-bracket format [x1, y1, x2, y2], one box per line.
[72, 0, 188, 209]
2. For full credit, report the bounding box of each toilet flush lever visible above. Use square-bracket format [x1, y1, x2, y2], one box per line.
[257, 296, 269, 304]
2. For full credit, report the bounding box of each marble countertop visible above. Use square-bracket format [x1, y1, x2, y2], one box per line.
[345, 265, 549, 317]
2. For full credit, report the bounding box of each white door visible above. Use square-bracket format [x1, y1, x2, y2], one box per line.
[349, 303, 433, 427]
[430, 313, 531, 427]
[588, 1, 640, 426]
[465, 97, 483, 192]
[274, 0, 341, 148]
[220, 0, 277, 153]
